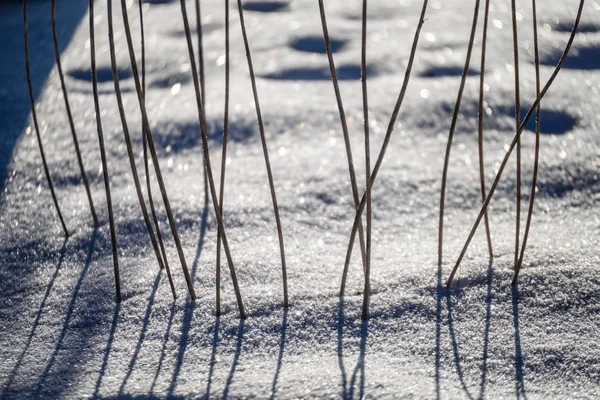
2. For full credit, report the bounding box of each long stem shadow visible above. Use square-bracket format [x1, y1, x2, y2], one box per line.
[512, 285, 527, 399]
[337, 299, 368, 399]
[167, 300, 196, 396]
[2, 238, 68, 396]
[119, 273, 162, 395]
[191, 203, 210, 281]
[222, 319, 245, 399]
[445, 283, 474, 399]
[93, 302, 121, 398]
[478, 259, 493, 398]
[35, 230, 98, 395]
[143, 183, 218, 393]
[348, 320, 368, 400]
[337, 299, 348, 397]
[204, 317, 221, 399]
[442, 259, 493, 400]
[149, 302, 177, 395]
[270, 308, 288, 399]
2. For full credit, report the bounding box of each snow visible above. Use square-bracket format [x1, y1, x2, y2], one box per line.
[1, 0, 599, 398]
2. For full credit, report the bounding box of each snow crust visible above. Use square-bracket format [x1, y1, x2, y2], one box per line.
[1, 0, 599, 398]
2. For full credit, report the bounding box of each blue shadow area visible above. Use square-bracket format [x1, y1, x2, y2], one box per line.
[540, 45, 600, 70]
[242, 1, 289, 13]
[260, 64, 377, 81]
[289, 36, 348, 54]
[0, 0, 88, 193]
[419, 65, 479, 78]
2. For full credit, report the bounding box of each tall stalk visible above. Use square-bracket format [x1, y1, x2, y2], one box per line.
[178, 0, 245, 316]
[107, 0, 168, 280]
[51, 0, 98, 228]
[23, 0, 69, 237]
[342, 0, 429, 282]
[513, 0, 542, 285]
[235, 0, 289, 307]
[195, 0, 209, 206]
[138, 0, 177, 299]
[317, 0, 368, 298]
[477, 0, 494, 258]
[89, 0, 120, 301]
[511, 0, 522, 270]
[195, 0, 206, 105]
[438, 0, 481, 267]
[360, 0, 372, 321]
[215, 0, 231, 316]
[118, 0, 197, 299]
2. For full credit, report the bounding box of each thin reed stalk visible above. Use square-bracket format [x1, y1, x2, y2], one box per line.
[477, 0, 493, 258]
[317, 0, 368, 298]
[195, 0, 206, 105]
[51, 0, 98, 228]
[118, 0, 197, 299]
[89, 0, 120, 302]
[178, 0, 245, 316]
[360, 0, 371, 321]
[195, 0, 209, 206]
[513, 0, 542, 285]
[511, 0, 522, 270]
[106, 0, 167, 278]
[23, 0, 69, 237]
[445, 0, 586, 287]
[138, 0, 177, 299]
[235, 0, 289, 308]
[438, 0, 481, 267]
[342, 0, 429, 282]
[215, 0, 231, 316]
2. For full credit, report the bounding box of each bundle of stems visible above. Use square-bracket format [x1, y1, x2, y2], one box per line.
[445, 0, 586, 287]
[336, 1, 430, 311]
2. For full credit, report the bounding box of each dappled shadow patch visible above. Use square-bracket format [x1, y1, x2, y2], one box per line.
[142, 0, 176, 4]
[289, 36, 348, 54]
[484, 104, 578, 135]
[536, 163, 600, 199]
[145, 118, 259, 153]
[515, 107, 578, 135]
[261, 64, 375, 81]
[540, 45, 600, 70]
[51, 170, 102, 189]
[168, 23, 223, 38]
[150, 72, 191, 89]
[551, 21, 599, 33]
[0, 232, 117, 399]
[68, 66, 131, 83]
[419, 66, 479, 78]
[242, 1, 289, 12]
[413, 97, 577, 136]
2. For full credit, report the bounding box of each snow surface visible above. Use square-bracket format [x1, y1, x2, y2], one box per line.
[1, 0, 599, 398]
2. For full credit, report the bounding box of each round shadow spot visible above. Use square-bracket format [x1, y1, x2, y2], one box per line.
[419, 66, 479, 78]
[536, 164, 600, 198]
[168, 23, 223, 38]
[289, 36, 347, 54]
[150, 73, 191, 88]
[540, 45, 600, 70]
[552, 21, 599, 33]
[261, 64, 373, 81]
[242, 1, 289, 12]
[142, 0, 175, 4]
[68, 67, 131, 83]
[516, 107, 577, 135]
